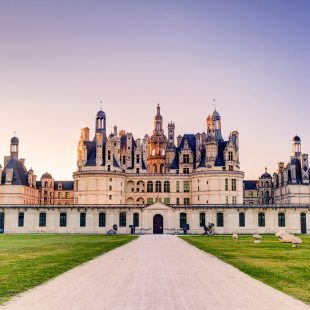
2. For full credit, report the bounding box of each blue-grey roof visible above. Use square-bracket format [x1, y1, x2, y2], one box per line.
[243, 180, 258, 190]
[1, 158, 29, 186]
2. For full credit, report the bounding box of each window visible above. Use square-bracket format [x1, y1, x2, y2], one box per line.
[147, 198, 154, 205]
[133, 213, 139, 227]
[109, 195, 112, 200]
[147, 181, 153, 193]
[183, 154, 190, 164]
[108, 150, 111, 161]
[180, 212, 187, 228]
[80, 212, 86, 227]
[58, 192, 62, 199]
[109, 185, 112, 191]
[199, 213, 206, 227]
[155, 181, 162, 192]
[184, 197, 190, 205]
[183, 181, 190, 192]
[258, 213, 265, 227]
[176, 198, 180, 205]
[39, 213, 46, 227]
[65, 192, 70, 199]
[136, 168, 140, 174]
[232, 179, 237, 191]
[176, 181, 180, 192]
[164, 181, 170, 193]
[232, 196, 237, 204]
[164, 197, 170, 205]
[225, 196, 229, 204]
[18, 212, 24, 227]
[119, 212, 126, 227]
[183, 168, 189, 174]
[136, 154, 140, 164]
[278, 213, 285, 227]
[99, 213, 106, 227]
[229, 165, 233, 171]
[216, 212, 224, 227]
[228, 151, 233, 161]
[60, 213, 67, 227]
[225, 178, 228, 191]
[239, 212, 245, 227]
[122, 156, 126, 165]
[108, 165, 111, 171]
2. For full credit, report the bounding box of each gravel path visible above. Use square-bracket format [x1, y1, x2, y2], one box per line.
[2, 235, 309, 310]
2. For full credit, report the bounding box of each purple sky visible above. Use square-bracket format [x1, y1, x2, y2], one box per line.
[0, 0, 309, 180]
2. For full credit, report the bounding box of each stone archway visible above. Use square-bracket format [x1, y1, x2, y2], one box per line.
[153, 214, 163, 234]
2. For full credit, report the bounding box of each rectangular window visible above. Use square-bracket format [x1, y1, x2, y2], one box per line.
[176, 197, 180, 205]
[278, 213, 285, 227]
[216, 213, 224, 227]
[258, 213, 265, 227]
[183, 168, 189, 174]
[99, 212, 106, 227]
[225, 178, 228, 191]
[18, 212, 24, 227]
[232, 196, 237, 204]
[176, 181, 180, 192]
[39, 213, 46, 227]
[179, 212, 187, 228]
[164, 197, 170, 205]
[183, 181, 190, 192]
[147, 198, 153, 205]
[229, 165, 233, 171]
[80, 212, 86, 227]
[183, 154, 190, 164]
[133, 213, 139, 227]
[60, 213, 67, 227]
[199, 213, 206, 227]
[65, 192, 70, 199]
[225, 196, 229, 204]
[232, 179, 237, 191]
[58, 192, 62, 199]
[119, 212, 126, 227]
[239, 213, 245, 227]
[109, 195, 112, 200]
[184, 197, 190, 205]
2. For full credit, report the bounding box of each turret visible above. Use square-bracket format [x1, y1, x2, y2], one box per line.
[10, 136, 19, 160]
[292, 135, 301, 157]
[206, 110, 223, 142]
[167, 122, 175, 149]
[96, 110, 107, 138]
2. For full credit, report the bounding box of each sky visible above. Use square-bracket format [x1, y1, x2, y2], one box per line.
[0, 0, 309, 180]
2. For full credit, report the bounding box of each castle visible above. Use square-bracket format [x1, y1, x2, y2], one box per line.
[0, 105, 309, 235]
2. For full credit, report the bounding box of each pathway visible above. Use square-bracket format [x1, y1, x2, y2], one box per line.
[2, 235, 309, 310]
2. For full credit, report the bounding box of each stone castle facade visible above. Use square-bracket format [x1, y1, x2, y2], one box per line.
[73, 105, 244, 205]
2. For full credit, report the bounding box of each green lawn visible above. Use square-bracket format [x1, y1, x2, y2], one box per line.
[0, 234, 137, 305]
[181, 235, 310, 304]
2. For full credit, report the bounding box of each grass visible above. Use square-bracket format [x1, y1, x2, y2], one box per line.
[0, 234, 137, 305]
[180, 234, 310, 304]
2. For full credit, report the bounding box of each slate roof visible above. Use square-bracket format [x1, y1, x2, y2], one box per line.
[1, 158, 29, 186]
[243, 180, 258, 190]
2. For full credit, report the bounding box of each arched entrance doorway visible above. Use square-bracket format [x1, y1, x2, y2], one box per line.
[153, 214, 163, 234]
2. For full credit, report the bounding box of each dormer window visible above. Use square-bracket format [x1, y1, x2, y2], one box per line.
[58, 183, 62, 190]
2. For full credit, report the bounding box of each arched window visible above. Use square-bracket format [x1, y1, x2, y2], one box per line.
[216, 212, 224, 227]
[180, 212, 187, 228]
[133, 213, 139, 227]
[239, 212, 245, 227]
[199, 213, 205, 227]
[80, 212, 86, 227]
[258, 212, 265, 227]
[147, 181, 153, 193]
[39, 213, 46, 227]
[155, 181, 162, 192]
[161, 149, 165, 156]
[18, 212, 24, 227]
[164, 181, 170, 193]
[153, 164, 157, 173]
[152, 149, 156, 156]
[44, 181, 48, 188]
[160, 164, 165, 174]
[278, 213, 285, 227]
